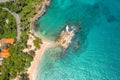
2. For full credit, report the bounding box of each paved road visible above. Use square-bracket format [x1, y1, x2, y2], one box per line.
[3, 8, 21, 41]
[0, 0, 9, 3]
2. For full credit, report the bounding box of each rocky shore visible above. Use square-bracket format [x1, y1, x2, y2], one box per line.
[27, 0, 51, 80]
[30, 0, 51, 33]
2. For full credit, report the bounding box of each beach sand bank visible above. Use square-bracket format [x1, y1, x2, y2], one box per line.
[27, 40, 52, 80]
[27, 0, 51, 80]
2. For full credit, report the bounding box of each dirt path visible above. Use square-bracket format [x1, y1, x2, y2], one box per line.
[0, 0, 9, 3]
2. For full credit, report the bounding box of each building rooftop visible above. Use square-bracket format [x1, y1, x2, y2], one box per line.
[0, 48, 10, 58]
[0, 38, 14, 44]
[0, 38, 13, 58]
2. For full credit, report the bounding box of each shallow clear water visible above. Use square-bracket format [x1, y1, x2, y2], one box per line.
[36, 0, 120, 80]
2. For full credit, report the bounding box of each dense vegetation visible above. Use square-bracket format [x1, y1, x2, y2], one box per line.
[0, 0, 43, 43]
[33, 37, 42, 49]
[33, 39, 40, 49]
[0, 0, 43, 79]
[0, 8, 17, 39]
[0, 44, 33, 79]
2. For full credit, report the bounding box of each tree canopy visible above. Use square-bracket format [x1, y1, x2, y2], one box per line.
[0, 8, 17, 39]
[0, 0, 43, 79]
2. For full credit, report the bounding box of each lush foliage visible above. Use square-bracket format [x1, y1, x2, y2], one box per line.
[0, 0, 43, 79]
[0, 8, 17, 39]
[0, 0, 43, 20]
[33, 39, 41, 49]
[0, 44, 33, 80]
[0, 0, 43, 42]
[33, 35, 43, 49]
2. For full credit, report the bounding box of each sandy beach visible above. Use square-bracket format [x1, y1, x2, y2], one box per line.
[27, 40, 52, 80]
[27, 0, 51, 80]
[26, 32, 55, 80]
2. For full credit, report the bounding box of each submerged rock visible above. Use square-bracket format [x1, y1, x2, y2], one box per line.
[107, 15, 117, 23]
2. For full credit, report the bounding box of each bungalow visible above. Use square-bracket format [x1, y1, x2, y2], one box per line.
[0, 38, 14, 58]
[0, 38, 14, 44]
[0, 49, 10, 58]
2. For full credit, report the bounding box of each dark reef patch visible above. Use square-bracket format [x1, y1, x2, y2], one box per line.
[101, 4, 117, 23]
[107, 15, 117, 23]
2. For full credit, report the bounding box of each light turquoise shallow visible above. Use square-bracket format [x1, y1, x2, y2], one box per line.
[36, 0, 120, 80]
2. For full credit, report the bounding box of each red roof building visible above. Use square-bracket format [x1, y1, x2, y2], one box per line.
[0, 49, 10, 58]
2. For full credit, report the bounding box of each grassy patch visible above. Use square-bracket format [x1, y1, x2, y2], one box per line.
[33, 39, 40, 49]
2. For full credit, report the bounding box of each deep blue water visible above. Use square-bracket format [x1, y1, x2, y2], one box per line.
[36, 0, 120, 80]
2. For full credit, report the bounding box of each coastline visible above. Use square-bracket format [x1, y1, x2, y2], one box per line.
[30, 0, 51, 33]
[27, 0, 51, 80]
[27, 0, 75, 80]
[27, 40, 52, 80]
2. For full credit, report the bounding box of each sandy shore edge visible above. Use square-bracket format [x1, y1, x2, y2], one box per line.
[27, 41, 52, 80]
[27, 0, 51, 80]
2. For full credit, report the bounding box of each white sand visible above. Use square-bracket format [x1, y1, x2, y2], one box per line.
[27, 0, 51, 80]
[27, 40, 52, 80]
[26, 31, 54, 80]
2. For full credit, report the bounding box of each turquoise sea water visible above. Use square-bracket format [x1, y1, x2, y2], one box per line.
[36, 0, 120, 80]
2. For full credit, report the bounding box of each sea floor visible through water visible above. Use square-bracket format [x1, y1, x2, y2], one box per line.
[36, 0, 120, 80]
